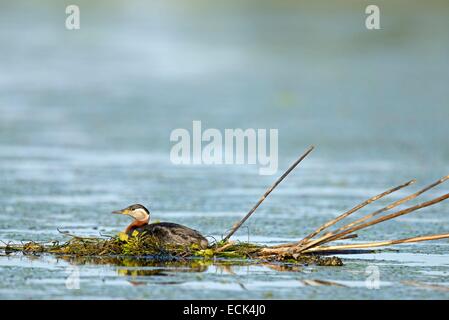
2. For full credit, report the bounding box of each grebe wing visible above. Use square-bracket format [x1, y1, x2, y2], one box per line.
[134, 222, 208, 248]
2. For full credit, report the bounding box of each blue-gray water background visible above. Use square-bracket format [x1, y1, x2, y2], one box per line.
[0, 0, 448, 299]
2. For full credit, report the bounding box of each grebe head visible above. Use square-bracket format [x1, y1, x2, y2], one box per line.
[112, 204, 150, 223]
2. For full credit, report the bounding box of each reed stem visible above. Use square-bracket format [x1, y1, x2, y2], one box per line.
[302, 233, 449, 253]
[223, 146, 314, 242]
[297, 192, 449, 252]
[296, 179, 416, 246]
[333, 174, 449, 234]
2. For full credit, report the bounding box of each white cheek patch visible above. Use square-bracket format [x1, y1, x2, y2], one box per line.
[131, 209, 149, 221]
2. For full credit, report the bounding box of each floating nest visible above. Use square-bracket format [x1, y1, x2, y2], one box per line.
[1, 234, 343, 267]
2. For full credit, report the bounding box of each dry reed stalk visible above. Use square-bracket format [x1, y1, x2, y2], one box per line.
[301, 233, 449, 253]
[223, 146, 314, 242]
[297, 192, 449, 252]
[332, 174, 449, 234]
[270, 233, 358, 249]
[402, 280, 449, 292]
[296, 179, 416, 246]
[214, 241, 235, 253]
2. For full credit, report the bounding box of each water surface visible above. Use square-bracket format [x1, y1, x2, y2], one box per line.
[0, 0, 449, 299]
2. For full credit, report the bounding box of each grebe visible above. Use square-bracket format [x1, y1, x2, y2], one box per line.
[112, 204, 208, 249]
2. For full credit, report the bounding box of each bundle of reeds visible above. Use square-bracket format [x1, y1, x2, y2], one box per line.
[223, 146, 449, 259]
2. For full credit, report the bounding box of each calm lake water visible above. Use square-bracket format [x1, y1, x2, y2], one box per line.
[0, 1, 449, 299]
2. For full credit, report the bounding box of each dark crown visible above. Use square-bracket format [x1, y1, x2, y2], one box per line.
[127, 204, 149, 213]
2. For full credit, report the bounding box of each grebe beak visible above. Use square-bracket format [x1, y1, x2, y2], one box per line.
[112, 208, 130, 215]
